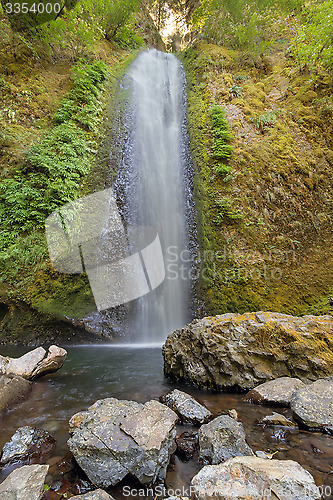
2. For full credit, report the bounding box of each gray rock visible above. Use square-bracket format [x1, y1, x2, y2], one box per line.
[1, 426, 56, 465]
[0, 374, 32, 413]
[191, 457, 321, 500]
[246, 377, 305, 406]
[0, 464, 49, 500]
[160, 389, 212, 425]
[290, 377, 333, 432]
[0, 345, 67, 380]
[73, 490, 114, 499]
[162, 313, 333, 391]
[259, 412, 297, 428]
[68, 397, 177, 487]
[199, 415, 253, 464]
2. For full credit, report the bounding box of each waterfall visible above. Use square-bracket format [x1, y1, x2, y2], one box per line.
[114, 49, 195, 343]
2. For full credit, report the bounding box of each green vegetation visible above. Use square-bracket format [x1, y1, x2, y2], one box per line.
[215, 198, 243, 223]
[189, 0, 333, 74]
[251, 111, 278, 133]
[211, 106, 233, 160]
[184, 38, 333, 317]
[0, 61, 108, 299]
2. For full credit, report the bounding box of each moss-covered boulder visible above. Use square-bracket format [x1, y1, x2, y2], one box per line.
[162, 312, 333, 391]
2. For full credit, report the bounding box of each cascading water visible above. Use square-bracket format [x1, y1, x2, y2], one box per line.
[114, 49, 196, 343]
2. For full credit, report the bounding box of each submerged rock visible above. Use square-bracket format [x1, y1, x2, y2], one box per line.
[0, 374, 32, 413]
[68, 397, 177, 488]
[259, 412, 297, 428]
[246, 377, 305, 406]
[290, 377, 333, 433]
[191, 457, 321, 500]
[199, 415, 253, 465]
[160, 389, 212, 425]
[0, 345, 67, 380]
[1, 426, 56, 465]
[163, 313, 333, 391]
[0, 464, 49, 500]
[176, 430, 199, 461]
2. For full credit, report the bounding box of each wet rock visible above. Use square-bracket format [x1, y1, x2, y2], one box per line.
[290, 377, 333, 432]
[160, 389, 212, 425]
[176, 430, 198, 461]
[0, 464, 49, 500]
[191, 457, 321, 500]
[45, 452, 94, 498]
[0, 345, 67, 380]
[162, 313, 333, 391]
[246, 377, 305, 406]
[259, 412, 297, 428]
[1, 426, 56, 465]
[68, 397, 177, 488]
[30, 346, 67, 379]
[0, 374, 32, 413]
[72, 490, 114, 499]
[199, 415, 253, 465]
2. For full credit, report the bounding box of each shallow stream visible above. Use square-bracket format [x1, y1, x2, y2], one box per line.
[0, 346, 332, 498]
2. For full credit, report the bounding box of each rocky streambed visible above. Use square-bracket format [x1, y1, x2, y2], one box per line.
[0, 312, 332, 499]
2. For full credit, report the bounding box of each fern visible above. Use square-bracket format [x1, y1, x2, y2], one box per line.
[211, 106, 234, 160]
[251, 111, 277, 132]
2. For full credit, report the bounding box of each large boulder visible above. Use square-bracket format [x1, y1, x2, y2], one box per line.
[160, 389, 212, 425]
[290, 377, 333, 433]
[199, 415, 253, 464]
[191, 457, 321, 500]
[0, 345, 67, 380]
[0, 374, 32, 413]
[246, 377, 305, 406]
[67, 397, 177, 488]
[0, 464, 49, 500]
[163, 312, 333, 391]
[1, 426, 56, 465]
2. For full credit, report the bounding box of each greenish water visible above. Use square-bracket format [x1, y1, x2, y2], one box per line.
[0, 346, 332, 498]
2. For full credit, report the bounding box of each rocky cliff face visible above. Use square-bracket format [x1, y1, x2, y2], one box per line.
[162, 312, 333, 391]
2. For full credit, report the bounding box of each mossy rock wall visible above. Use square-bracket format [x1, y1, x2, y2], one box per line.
[183, 41, 333, 317]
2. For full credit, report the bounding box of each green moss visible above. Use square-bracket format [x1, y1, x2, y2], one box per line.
[182, 40, 333, 317]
